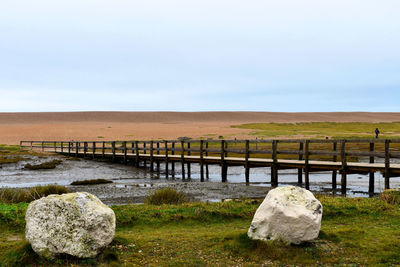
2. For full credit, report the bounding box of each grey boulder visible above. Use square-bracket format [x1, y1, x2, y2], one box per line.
[25, 192, 115, 259]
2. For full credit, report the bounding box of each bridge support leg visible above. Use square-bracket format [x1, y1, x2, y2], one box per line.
[181, 162, 185, 180]
[297, 168, 303, 185]
[369, 172, 374, 196]
[221, 164, 228, 182]
[245, 165, 250, 185]
[341, 170, 347, 195]
[187, 163, 191, 179]
[332, 170, 337, 192]
[271, 166, 278, 188]
[304, 167, 310, 190]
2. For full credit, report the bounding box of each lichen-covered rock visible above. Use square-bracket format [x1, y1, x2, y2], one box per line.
[248, 186, 322, 244]
[25, 192, 115, 259]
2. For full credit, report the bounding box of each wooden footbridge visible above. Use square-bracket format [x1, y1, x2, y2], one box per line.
[21, 139, 400, 195]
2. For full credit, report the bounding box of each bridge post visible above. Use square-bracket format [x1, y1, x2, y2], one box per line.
[385, 139, 391, 189]
[200, 140, 204, 182]
[164, 141, 169, 179]
[135, 141, 139, 167]
[75, 142, 79, 157]
[205, 141, 209, 179]
[156, 142, 160, 176]
[304, 140, 310, 190]
[298, 141, 303, 185]
[30, 141, 33, 151]
[92, 142, 96, 159]
[245, 140, 250, 185]
[171, 142, 175, 178]
[84, 142, 87, 157]
[143, 142, 147, 167]
[68, 142, 71, 156]
[150, 141, 154, 171]
[54, 141, 56, 152]
[102, 142, 105, 158]
[271, 140, 278, 187]
[340, 140, 347, 195]
[221, 140, 227, 182]
[123, 141, 127, 165]
[61, 142, 63, 153]
[332, 141, 337, 192]
[112, 141, 115, 162]
[181, 141, 185, 179]
[187, 141, 191, 179]
[369, 142, 375, 195]
[42, 141, 44, 152]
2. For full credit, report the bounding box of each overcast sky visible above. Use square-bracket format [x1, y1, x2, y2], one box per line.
[1, 0, 399, 112]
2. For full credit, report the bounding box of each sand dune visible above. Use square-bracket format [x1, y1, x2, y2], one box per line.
[0, 112, 399, 145]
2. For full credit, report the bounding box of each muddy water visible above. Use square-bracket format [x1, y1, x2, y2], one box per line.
[1, 155, 399, 205]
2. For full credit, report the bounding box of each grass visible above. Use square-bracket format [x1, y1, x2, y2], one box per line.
[145, 187, 187, 205]
[24, 159, 62, 170]
[71, 179, 113, 185]
[232, 121, 400, 139]
[1, 196, 400, 266]
[0, 185, 70, 204]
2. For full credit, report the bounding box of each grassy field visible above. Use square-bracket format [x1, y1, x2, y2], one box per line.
[1, 196, 400, 266]
[231, 122, 400, 139]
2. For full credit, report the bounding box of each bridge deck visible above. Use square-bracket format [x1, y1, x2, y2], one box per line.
[58, 150, 400, 175]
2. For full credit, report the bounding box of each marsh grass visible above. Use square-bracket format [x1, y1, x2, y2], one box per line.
[1, 196, 400, 266]
[379, 188, 400, 205]
[24, 159, 62, 170]
[0, 185, 69, 204]
[145, 187, 187, 205]
[231, 121, 400, 139]
[71, 179, 113, 185]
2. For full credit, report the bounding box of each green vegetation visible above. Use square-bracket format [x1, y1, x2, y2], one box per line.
[0, 156, 24, 165]
[0, 185, 70, 204]
[232, 121, 400, 139]
[1, 196, 400, 266]
[145, 187, 187, 205]
[71, 179, 113, 185]
[24, 159, 62, 170]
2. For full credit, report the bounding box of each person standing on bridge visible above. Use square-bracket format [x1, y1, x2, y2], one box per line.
[375, 128, 380, 138]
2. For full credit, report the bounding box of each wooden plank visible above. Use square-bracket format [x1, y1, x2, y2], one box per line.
[181, 141, 185, 179]
[385, 139, 390, 189]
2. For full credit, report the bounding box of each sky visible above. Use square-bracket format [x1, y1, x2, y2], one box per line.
[1, 0, 399, 112]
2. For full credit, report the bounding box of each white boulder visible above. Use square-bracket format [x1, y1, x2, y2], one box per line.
[248, 186, 322, 244]
[25, 192, 116, 259]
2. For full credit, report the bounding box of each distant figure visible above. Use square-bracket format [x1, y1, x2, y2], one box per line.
[375, 128, 380, 139]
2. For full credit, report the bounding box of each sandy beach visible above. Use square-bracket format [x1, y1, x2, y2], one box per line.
[1, 111, 400, 145]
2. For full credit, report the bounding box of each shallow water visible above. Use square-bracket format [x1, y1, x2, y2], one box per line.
[1, 155, 399, 198]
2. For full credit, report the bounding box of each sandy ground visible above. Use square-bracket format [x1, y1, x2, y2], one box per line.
[1, 111, 400, 145]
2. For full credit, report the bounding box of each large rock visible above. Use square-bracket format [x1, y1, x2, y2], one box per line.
[25, 192, 115, 259]
[248, 186, 322, 244]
